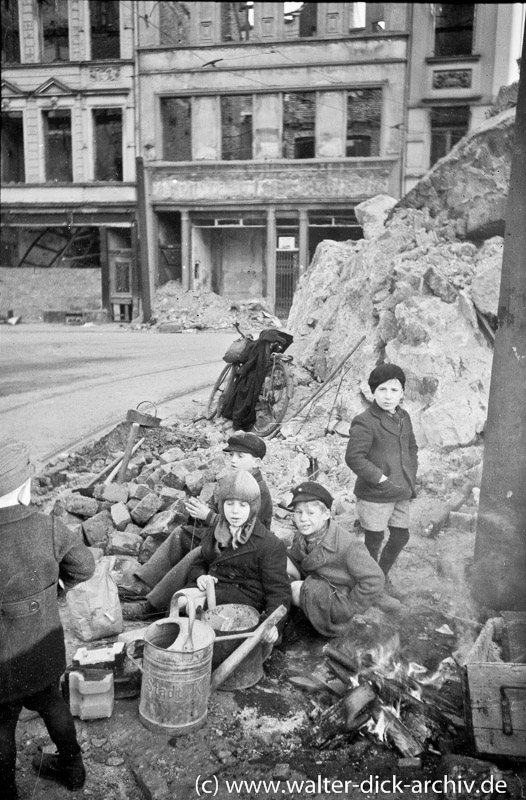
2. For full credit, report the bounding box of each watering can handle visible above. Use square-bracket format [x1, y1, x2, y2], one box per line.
[170, 592, 198, 620]
[136, 400, 158, 418]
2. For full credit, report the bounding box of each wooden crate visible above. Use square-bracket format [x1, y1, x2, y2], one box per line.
[462, 614, 526, 759]
[464, 662, 526, 758]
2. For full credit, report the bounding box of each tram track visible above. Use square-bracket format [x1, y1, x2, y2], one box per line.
[40, 377, 215, 466]
[0, 359, 220, 414]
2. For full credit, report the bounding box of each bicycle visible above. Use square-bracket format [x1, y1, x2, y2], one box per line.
[206, 323, 294, 438]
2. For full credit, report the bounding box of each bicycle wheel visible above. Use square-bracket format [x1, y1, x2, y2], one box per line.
[252, 359, 293, 438]
[206, 364, 233, 420]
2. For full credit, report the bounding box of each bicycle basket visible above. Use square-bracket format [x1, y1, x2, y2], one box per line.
[222, 336, 253, 364]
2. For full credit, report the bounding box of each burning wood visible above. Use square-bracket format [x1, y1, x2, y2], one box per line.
[307, 641, 461, 755]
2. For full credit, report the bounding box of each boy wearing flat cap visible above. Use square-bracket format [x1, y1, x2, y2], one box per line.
[345, 364, 418, 587]
[120, 431, 273, 619]
[286, 481, 392, 638]
[0, 439, 95, 798]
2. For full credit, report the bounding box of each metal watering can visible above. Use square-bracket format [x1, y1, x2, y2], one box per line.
[126, 578, 286, 735]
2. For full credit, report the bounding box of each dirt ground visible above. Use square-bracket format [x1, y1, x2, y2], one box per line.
[14, 411, 525, 800]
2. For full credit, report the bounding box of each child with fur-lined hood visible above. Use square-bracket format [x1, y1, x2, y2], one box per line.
[185, 470, 291, 644]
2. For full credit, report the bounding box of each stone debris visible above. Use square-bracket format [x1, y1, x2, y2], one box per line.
[132, 281, 283, 332]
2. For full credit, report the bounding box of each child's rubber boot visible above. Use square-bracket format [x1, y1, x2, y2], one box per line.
[32, 749, 86, 790]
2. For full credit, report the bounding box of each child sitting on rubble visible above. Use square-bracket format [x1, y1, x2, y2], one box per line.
[125, 471, 291, 644]
[0, 439, 95, 799]
[120, 432, 273, 620]
[286, 481, 399, 638]
[345, 364, 418, 593]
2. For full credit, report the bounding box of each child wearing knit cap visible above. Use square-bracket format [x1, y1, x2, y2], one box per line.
[0, 439, 95, 798]
[184, 470, 291, 646]
[345, 364, 419, 595]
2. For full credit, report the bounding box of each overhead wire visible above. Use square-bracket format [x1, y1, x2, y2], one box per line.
[119, 1, 443, 136]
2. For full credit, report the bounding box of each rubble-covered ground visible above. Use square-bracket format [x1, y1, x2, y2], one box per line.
[131, 281, 282, 333]
[16, 404, 524, 800]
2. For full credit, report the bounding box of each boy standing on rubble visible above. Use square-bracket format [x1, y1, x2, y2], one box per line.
[345, 364, 418, 590]
[286, 481, 396, 637]
[120, 431, 273, 619]
[0, 439, 95, 799]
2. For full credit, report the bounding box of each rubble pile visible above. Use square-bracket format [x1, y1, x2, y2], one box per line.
[132, 280, 282, 332]
[286, 101, 517, 503]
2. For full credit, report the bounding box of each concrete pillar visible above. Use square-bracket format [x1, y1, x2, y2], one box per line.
[299, 209, 309, 276]
[266, 208, 276, 310]
[181, 210, 191, 290]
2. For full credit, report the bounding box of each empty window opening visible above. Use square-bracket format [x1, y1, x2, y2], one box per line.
[350, 2, 366, 29]
[308, 209, 362, 259]
[90, 0, 120, 59]
[220, 1, 251, 41]
[159, 1, 190, 45]
[1, 111, 25, 182]
[430, 106, 469, 165]
[1, 0, 20, 63]
[283, 2, 317, 38]
[41, 0, 69, 62]
[43, 109, 72, 182]
[433, 4, 475, 57]
[161, 97, 192, 161]
[221, 95, 253, 161]
[93, 108, 123, 181]
[283, 92, 316, 159]
[346, 88, 382, 157]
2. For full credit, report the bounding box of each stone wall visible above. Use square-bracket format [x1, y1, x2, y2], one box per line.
[0, 267, 102, 321]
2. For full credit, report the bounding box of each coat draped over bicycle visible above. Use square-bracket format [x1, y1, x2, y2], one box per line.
[221, 329, 292, 431]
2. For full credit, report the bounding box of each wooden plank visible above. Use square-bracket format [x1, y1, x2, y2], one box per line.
[466, 662, 526, 758]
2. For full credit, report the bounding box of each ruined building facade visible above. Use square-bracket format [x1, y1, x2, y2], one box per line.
[1, 2, 523, 321]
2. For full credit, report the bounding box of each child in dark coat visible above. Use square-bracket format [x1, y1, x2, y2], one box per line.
[0, 439, 95, 798]
[345, 364, 418, 585]
[120, 432, 273, 619]
[185, 470, 291, 644]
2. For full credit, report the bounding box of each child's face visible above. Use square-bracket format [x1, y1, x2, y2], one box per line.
[223, 498, 251, 527]
[293, 501, 330, 537]
[373, 378, 404, 411]
[228, 450, 260, 472]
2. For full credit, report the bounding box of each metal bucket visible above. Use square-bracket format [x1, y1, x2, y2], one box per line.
[203, 604, 263, 691]
[128, 617, 215, 736]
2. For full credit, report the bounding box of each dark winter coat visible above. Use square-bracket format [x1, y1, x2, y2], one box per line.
[345, 402, 418, 503]
[287, 519, 385, 637]
[0, 505, 95, 702]
[186, 518, 291, 625]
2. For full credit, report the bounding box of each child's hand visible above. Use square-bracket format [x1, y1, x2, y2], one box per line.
[185, 498, 210, 521]
[261, 625, 279, 645]
[196, 574, 217, 591]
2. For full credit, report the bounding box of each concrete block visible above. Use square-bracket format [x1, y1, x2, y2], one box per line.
[199, 482, 216, 505]
[111, 502, 132, 531]
[161, 464, 187, 490]
[130, 493, 163, 526]
[130, 762, 171, 800]
[159, 446, 185, 464]
[107, 530, 142, 557]
[99, 483, 129, 504]
[129, 483, 150, 500]
[124, 522, 143, 537]
[185, 469, 205, 496]
[82, 511, 113, 548]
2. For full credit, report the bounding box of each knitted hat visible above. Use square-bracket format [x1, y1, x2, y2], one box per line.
[223, 432, 266, 460]
[287, 481, 334, 511]
[0, 439, 35, 496]
[218, 470, 261, 519]
[368, 364, 406, 394]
